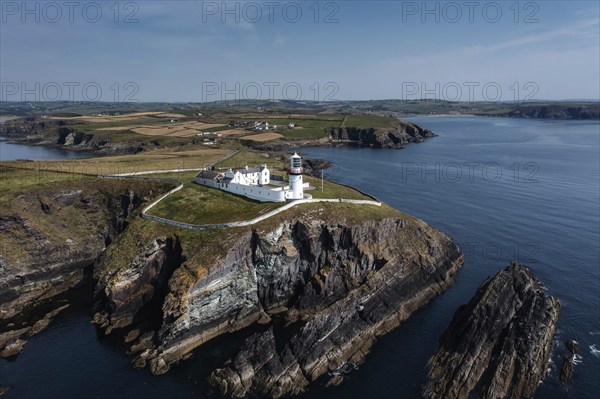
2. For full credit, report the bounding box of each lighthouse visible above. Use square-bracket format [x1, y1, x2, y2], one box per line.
[288, 152, 304, 200]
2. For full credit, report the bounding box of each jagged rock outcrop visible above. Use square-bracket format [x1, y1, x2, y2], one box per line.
[423, 262, 560, 399]
[0, 304, 69, 358]
[57, 127, 93, 146]
[92, 236, 183, 334]
[327, 121, 435, 148]
[0, 178, 172, 359]
[1, 162, 464, 396]
[560, 339, 580, 383]
[301, 158, 332, 177]
[120, 214, 463, 397]
[209, 327, 308, 398]
[0, 184, 161, 320]
[0, 338, 26, 358]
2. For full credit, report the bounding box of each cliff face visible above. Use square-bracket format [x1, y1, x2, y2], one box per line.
[0, 179, 171, 356]
[423, 262, 560, 399]
[55, 127, 145, 154]
[102, 214, 464, 396]
[2, 171, 465, 396]
[92, 237, 184, 334]
[327, 121, 436, 148]
[1, 119, 144, 155]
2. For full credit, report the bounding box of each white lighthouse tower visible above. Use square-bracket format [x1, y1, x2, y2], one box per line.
[288, 152, 304, 200]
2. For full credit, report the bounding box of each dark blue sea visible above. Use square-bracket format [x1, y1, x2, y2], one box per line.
[1, 116, 599, 398]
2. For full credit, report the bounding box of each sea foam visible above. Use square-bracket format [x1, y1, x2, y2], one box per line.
[589, 344, 600, 358]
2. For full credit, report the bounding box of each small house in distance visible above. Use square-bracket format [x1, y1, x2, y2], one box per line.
[195, 153, 310, 203]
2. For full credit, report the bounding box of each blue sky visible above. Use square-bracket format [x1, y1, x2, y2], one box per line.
[1, 1, 599, 102]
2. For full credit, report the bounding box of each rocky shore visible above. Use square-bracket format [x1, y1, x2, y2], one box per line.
[0, 178, 172, 357]
[423, 262, 560, 399]
[1, 166, 465, 396]
[253, 121, 436, 151]
[88, 215, 463, 387]
[1, 118, 145, 155]
[326, 121, 436, 148]
[2, 116, 437, 156]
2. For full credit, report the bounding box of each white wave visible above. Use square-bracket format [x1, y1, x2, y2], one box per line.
[572, 354, 583, 365]
[590, 344, 600, 358]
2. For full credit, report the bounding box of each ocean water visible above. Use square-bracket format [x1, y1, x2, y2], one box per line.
[299, 116, 600, 399]
[1, 116, 599, 398]
[0, 117, 91, 161]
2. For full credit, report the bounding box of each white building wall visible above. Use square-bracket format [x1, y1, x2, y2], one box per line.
[195, 176, 285, 202]
[221, 182, 286, 202]
[260, 168, 269, 185]
[231, 170, 261, 186]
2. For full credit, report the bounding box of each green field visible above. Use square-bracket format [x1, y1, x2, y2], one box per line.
[305, 176, 374, 200]
[343, 114, 399, 128]
[0, 167, 89, 208]
[147, 177, 285, 225]
[215, 149, 287, 170]
[1, 147, 233, 176]
[144, 170, 375, 226]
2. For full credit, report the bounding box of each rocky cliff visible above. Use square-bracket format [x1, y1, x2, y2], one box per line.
[0, 177, 172, 356]
[326, 121, 435, 148]
[2, 170, 464, 396]
[92, 237, 184, 335]
[1, 119, 145, 155]
[423, 262, 560, 399]
[93, 212, 464, 396]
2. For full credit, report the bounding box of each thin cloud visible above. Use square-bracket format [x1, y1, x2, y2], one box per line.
[462, 18, 599, 54]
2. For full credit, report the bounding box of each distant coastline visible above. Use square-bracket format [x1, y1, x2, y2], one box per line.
[1, 100, 599, 122]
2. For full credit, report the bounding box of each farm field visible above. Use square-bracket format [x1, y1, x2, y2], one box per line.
[2, 147, 232, 176]
[242, 132, 284, 142]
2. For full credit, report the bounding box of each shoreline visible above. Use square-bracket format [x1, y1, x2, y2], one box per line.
[2, 113, 598, 161]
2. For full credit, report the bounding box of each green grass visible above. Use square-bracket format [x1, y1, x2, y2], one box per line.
[215, 114, 345, 140]
[147, 178, 286, 225]
[90, 129, 194, 147]
[103, 198, 402, 274]
[305, 176, 374, 201]
[1, 147, 232, 176]
[265, 115, 343, 140]
[343, 114, 399, 128]
[282, 127, 328, 139]
[215, 149, 287, 170]
[0, 166, 88, 207]
[61, 117, 216, 147]
[104, 192, 397, 273]
[144, 170, 375, 226]
[0, 170, 174, 267]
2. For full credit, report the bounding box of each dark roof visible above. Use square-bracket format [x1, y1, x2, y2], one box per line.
[197, 171, 220, 180]
[235, 167, 262, 174]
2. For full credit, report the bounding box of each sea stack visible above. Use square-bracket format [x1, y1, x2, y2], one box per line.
[423, 262, 560, 399]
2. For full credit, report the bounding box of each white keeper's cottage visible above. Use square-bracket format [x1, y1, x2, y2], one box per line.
[195, 153, 311, 202]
